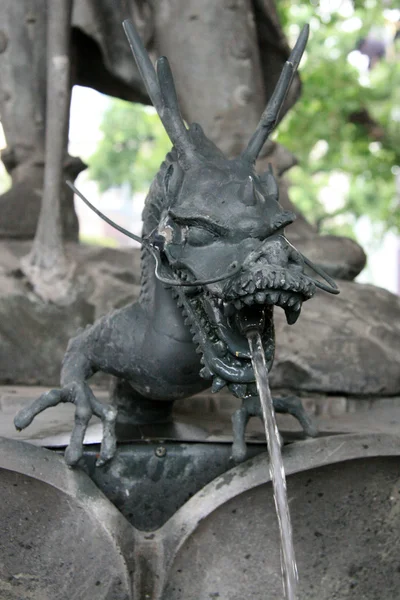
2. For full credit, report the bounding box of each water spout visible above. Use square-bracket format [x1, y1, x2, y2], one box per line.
[239, 307, 298, 600]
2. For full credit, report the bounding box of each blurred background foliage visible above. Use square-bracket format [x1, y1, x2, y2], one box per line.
[275, 0, 400, 239]
[87, 0, 400, 240]
[88, 102, 171, 195]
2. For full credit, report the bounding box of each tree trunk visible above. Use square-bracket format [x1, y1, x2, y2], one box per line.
[21, 0, 77, 304]
[0, 0, 82, 240]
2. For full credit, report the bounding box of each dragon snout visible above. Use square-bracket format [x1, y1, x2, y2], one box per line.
[223, 265, 315, 301]
[222, 237, 316, 309]
[241, 235, 303, 275]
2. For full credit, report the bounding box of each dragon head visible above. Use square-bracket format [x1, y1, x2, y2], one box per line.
[154, 135, 324, 392]
[71, 20, 339, 397]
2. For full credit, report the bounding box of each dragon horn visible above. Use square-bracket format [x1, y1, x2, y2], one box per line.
[123, 19, 196, 166]
[241, 24, 309, 164]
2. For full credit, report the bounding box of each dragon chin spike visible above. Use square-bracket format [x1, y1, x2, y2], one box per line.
[241, 24, 309, 164]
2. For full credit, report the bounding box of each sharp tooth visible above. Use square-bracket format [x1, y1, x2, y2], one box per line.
[287, 296, 297, 307]
[255, 291, 266, 303]
[255, 274, 264, 289]
[200, 366, 213, 379]
[285, 307, 300, 325]
[213, 341, 226, 357]
[306, 282, 315, 297]
[212, 377, 227, 393]
[265, 292, 274, 305]
[246, 281, 256, 294]
[269, 291, 279, 304]
[262, 275, 270, 289]
[279, 292, 290, 306]
[293, 281, 301, 292]
[223, 302, 235, 317]
[243, 295, 254, 305]
[294, 300, 302, 312]
[234, 299, 243, 310]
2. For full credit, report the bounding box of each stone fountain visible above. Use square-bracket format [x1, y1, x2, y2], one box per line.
[0, 6, 400, 600]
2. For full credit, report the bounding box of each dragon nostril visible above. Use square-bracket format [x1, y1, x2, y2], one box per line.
[288, 257, 304, 272]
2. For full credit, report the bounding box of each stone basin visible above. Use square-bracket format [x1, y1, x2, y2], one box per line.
[1, 433, 400, 599]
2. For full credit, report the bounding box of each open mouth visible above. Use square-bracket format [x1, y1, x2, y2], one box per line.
[223, 266, 315, 324]
[173, 266, 316, 395]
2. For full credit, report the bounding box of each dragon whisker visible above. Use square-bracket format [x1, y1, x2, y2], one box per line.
[67, 181, 242, 287]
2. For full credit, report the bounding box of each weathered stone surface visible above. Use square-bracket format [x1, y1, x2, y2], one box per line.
[0, 241, 140, 385]
[70, 243, 141, 319]
[290, 234, 367, 281]
[271, 280, 400, 396]
[0, 159, 82, 241]
[0, 276, 94, 385]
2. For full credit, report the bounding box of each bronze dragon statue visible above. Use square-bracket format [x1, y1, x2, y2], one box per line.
[14, 20, 339, 467]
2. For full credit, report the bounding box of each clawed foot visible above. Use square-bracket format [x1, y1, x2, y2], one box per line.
[14, 382, 117, 467]
[231, 394, 317, 463]
[273, 395, 318, 439]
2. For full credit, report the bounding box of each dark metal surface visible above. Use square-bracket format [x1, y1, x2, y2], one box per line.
[81, 442, 267, 531]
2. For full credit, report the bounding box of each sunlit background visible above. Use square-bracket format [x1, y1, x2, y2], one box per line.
[0, 0, 399, 294]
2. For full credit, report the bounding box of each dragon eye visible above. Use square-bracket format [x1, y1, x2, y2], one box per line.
[186, 226, 216, 247]
[158, 215, 185, 245]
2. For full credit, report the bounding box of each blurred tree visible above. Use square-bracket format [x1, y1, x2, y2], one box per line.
[88, 100, 170, 194]
[275, 0, 400, 238]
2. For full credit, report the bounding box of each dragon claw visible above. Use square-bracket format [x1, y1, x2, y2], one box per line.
[14, 383, 118, 467]
[231, 393, 317, 463]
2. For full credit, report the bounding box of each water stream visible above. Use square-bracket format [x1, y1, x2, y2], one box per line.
[247, 330, 298, 600]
